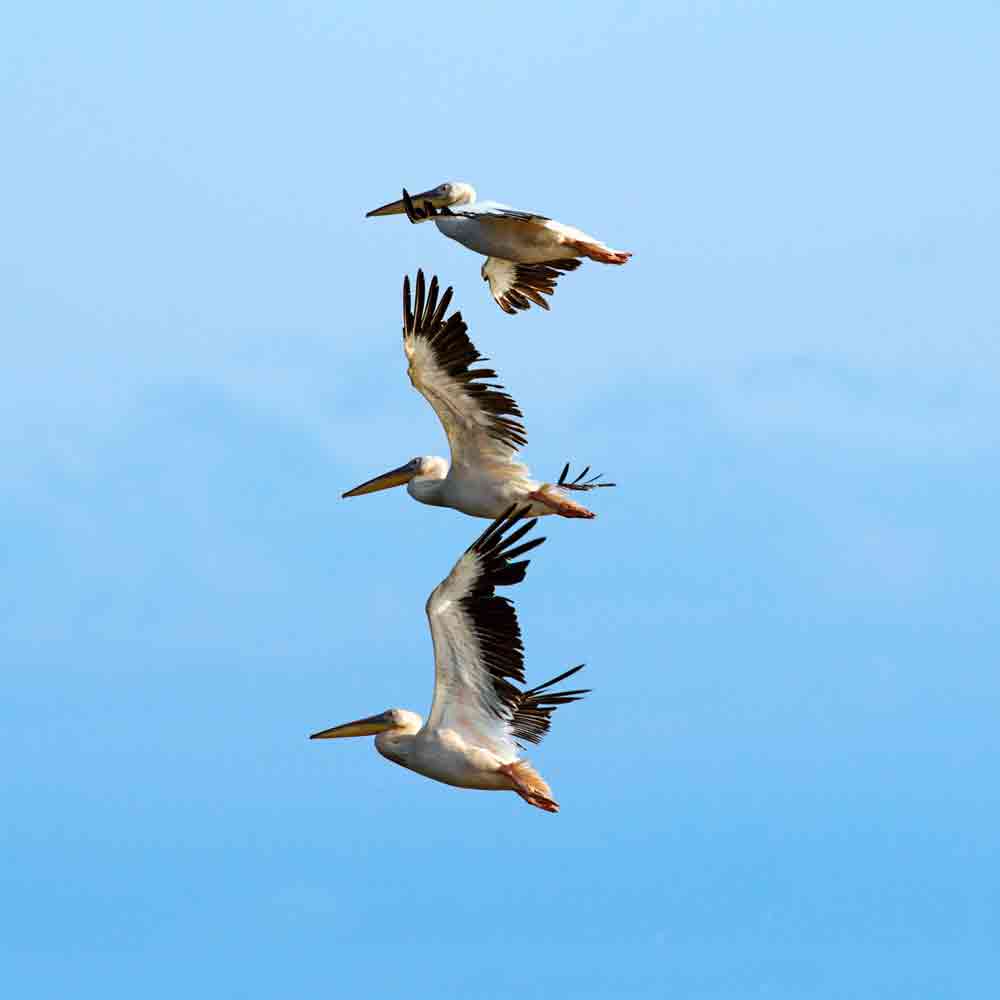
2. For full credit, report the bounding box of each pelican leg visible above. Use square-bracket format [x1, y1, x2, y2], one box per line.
[565, 239, 632, 265]
[526, 487, 595, 520]
[498, 762, 560, 814]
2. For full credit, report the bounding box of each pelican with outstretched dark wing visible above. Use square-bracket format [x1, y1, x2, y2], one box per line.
[342, 270, 615, 519]
[311, 508, 589, 813]
[366, 182, 631, 314]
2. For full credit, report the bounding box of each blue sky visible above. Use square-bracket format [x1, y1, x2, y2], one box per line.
[3, 3, 999, 997]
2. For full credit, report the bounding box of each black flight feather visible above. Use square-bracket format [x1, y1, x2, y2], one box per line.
[404, 270, 528, 451]
[460, 508, 589, 747]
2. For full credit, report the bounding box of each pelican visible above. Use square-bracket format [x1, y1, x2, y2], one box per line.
[366, 183, 632, 314]
[342, 271, 615, 519]
[310, 507, 589, 812]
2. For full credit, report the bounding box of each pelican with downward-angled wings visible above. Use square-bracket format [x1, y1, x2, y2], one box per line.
[310, 507, 588, 812]
[342, 271, 615, 519]
[366, 183, 631, 314]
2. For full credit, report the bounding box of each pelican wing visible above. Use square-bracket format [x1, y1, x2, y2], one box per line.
[412, 195, 548, 225]
[445, 201, 549, 224]
[481, 257, 582, 314]
[403, 270, 527, 468]
[424, 508, 588, 754]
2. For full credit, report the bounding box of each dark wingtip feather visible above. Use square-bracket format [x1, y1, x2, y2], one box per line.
[403, 274, 528, 452]
[556, 463, 617, 491]
[457, 516, 588, 746]
[499, 536, 545, 564]
[526, 663, 586, 694]
[510, 664, 590, 747]
[455, 509, 552, 720]
[468, 505, 532, 556]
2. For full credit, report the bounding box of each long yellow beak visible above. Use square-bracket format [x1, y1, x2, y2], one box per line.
[342, 460, 417, 498]
[365, 194, 408, 218]
[365, 187, 443, 218]
[310, 712, 394, 740]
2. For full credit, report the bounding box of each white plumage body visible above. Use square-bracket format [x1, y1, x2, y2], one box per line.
[365, 181, 631, 313]
[409, 463, 548, 519]
[342, 271, 612, 521]
[310, 511, 590, 812]
[377, 727, 515, 790]
[434, 204, 601, 263]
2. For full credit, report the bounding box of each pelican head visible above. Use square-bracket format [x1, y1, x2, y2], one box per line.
[342, 456, 447, 500]
[309, 708, 421, 741]
[365, 181, 476, 217]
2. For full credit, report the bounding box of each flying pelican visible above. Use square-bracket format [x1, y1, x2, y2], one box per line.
[342, 270, 615, 519]
[310, 506, 589, 813]
[366, 182, 632, 314]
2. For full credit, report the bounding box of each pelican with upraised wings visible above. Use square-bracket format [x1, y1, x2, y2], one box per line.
[310, 508, 589, 812]
[342, 270, 615, 519]
[366, 183, 631, 314]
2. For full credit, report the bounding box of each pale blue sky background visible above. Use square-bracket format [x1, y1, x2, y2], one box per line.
[3, 3, 999, 997]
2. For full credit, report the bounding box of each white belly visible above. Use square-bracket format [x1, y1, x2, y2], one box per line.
[435, 216, 578, 263]
[442, 467, 544, 519]
[409, 730, 514, 791]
